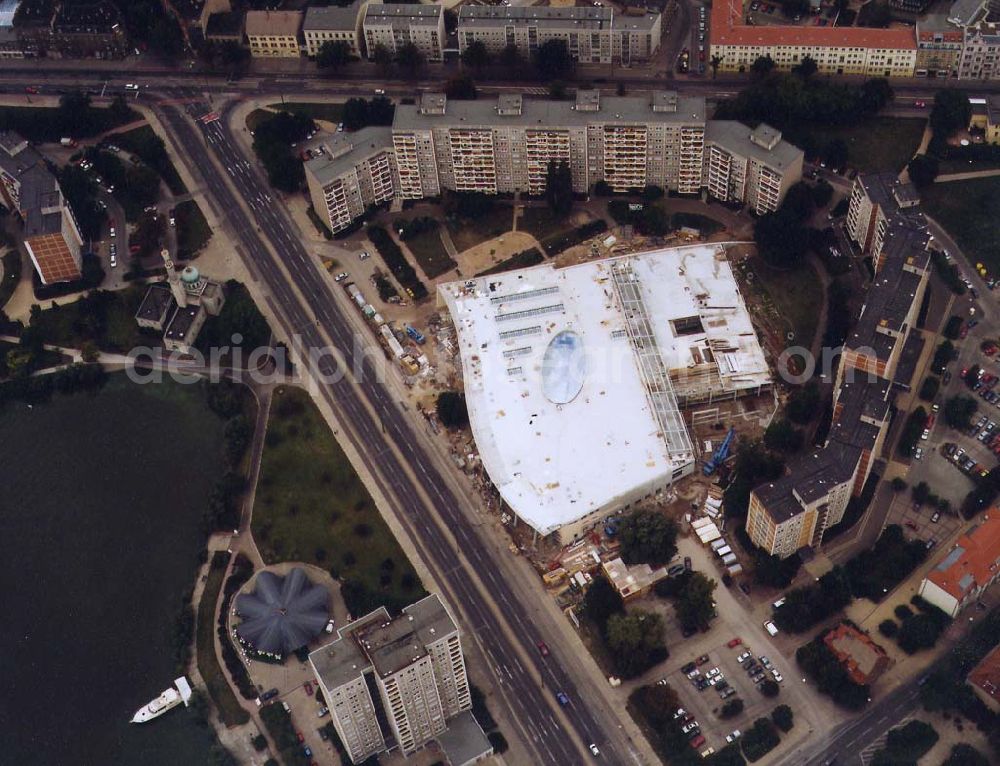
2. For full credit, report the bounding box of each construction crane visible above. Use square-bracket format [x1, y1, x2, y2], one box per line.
[703, 426, 736, 476]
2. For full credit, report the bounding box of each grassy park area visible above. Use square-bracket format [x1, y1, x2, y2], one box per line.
[518, 206, 573, 242]
[252, 387, 423, 614]
[106, 124, 187, 195]
[786, 118, 926, 174]
[174, 199, 213, 260]
[748, 256, 824, 350]
[446, 205, 514, 252]
[404, 228, 456, 279]
[921, 176, 1000, 274]
[196, 551, 249, 726]
[269, 102, 344, 125]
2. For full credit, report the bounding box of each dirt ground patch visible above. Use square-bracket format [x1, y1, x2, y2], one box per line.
[455, 231, 542, 276]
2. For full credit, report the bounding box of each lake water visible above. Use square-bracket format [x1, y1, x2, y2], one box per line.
[0, 375, 228, 766]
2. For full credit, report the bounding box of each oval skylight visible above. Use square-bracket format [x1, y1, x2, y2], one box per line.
[541, 330, 586, 404]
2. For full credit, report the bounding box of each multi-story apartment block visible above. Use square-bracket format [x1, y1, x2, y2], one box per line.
[919, 514, 1000, 616]
[457, 5, 662, 65]
[845, 172, 922, 263]
[958, 20, 1000, 78]
[311, 92, 803, 234]
[710, 0, 917, 77]
[303, 1, 375, 58]
[393, 90, 707, 198]
[304, 127, 398, 234]
[0, 131, 83, 284]
[915, 14, 964, 76]
[245, 10, 303, 58]
[362, 4, 444, 63]
[309, 595, 478, 764]
[748, 173, 931, 560]
[703, 122, 804, 214]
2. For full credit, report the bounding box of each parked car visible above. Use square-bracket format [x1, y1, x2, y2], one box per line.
[727, 730, 743, 743]
[737, 650, 752, 663]
[681, 661, 697, 674]
[690, 734, 706, 749]
[931, 512, 940, 523]
[304, 681, 313, 696]
[696, 654, 710, 666]
[727, 637, 742, 648]
[764, 621, 779, 636]
[556, 692, 570, 706]
[537, 641, 550, 657]
[672, 707, 687, 720]
[589, 744, 601, 756]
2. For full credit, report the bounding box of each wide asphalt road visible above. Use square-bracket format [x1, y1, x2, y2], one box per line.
[154, 90, 634, 765]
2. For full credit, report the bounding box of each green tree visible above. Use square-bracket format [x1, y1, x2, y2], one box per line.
[499, 44, 523, 70]
[604, 610, 667, 678]
[674, 572, 717, 631]
[710, 54, 723, 79]
[316, 40, 352, 72]
[930, 90, 971, 139]
[751, 55, 775, 78]
[436, 391, 468, 429]
[792, 55, 818, 78]
[907, 154, 939, 188]
[535, 39, 573, 79]
[720, 698, 745, 718]
[5, 347, 34, 379]
[80, 341, 99, 364]
[771, 704, 793, 731]
[583, 574, 624, 631]
[760, 679, 780, 698]
[396, 42, 425, 76]
[941, 744, 990, 766]
[618, 510, 678, 566]
[942, 315, 964, 340]
[911, 481, 931, 506]
[944, 394, 977, 429]
[786, 381, 820, 424]
[445, 75, 477, 100]
[372, 43, 394, 75]
[918, 376, 940, 402]
[890, 477, 907, 493]
[878, 619, 898, 637]
[545, 160, 573, 216]
[755, 209, 810, 267]
[763, 418, 804, 453]
[932, 340, 957, 372]
[461, 39, 490, 71]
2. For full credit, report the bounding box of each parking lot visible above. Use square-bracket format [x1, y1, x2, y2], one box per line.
[655, 632, 788, 754]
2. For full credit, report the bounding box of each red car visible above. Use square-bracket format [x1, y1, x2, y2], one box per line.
[914, 100, 926, 108]
[537, 641, 550, 657]
[24, 86, 38, 94]
[727, 637, 742, 648]
[296, 731, 305, 743]
[690, 734, 706, 749]
[696, 654, 710, 666]
[906, 521, 919, 531]
[926, 414, 936, 429]
[304, 681, 314, 696]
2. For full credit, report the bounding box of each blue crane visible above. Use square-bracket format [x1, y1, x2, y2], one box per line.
[703, 426, 736, 476]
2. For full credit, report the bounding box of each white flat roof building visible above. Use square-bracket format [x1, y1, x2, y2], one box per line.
[439, 244, 770, 542]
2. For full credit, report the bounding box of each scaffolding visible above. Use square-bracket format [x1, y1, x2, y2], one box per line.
[610, 259, 695, 466]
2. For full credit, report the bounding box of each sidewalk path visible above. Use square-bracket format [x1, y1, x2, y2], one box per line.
[934, 168, 1000, 183]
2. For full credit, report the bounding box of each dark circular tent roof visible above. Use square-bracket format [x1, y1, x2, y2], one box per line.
[235, 569, 329, 656]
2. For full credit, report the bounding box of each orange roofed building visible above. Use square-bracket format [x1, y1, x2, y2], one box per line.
[823, 623, 891, 685]
[968, 643, 1000, 712]
[709, 0, 917, 78]
[919, 513, 1000, 617]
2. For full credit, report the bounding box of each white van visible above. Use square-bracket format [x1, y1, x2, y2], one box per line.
[764, 620, 779, 636]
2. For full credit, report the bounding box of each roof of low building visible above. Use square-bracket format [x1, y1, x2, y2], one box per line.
[926, 513, 1000, 600]
[711, 0, 916, 49]
[304, 127, 394, 187]
[706, 121, 803, 173]
[245, 9, 302, 37]
[235, 568, 330, 656]
[364, 3, 442, 26]
[968, 643, 1000, 705]
[459, 4, 613, 29]
[823, 623, 890, 685]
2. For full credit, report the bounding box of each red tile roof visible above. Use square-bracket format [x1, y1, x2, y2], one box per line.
[823, 623, 891, 686]
[926, 514, 1000, 600]
[710, 0, 916, 50]
[968, 644, 1000, 706]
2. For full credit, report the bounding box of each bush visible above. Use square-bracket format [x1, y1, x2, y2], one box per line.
[844, 525, 927, 601]
[760, 679, 780, 698]
[740, 718, 781, 762]
[436, 391, 468, 429]
[894, 604, 914, 621]
[796, 634, 869, 710]
[720, 698, 745, 718]
[878, 619, 898, 638]
[367, 226, 428, 300]
[897, 612, 949, 654]
[771, 705, 794, 732]
[918, 376, 940, 402]
[872, 720, 938, 766]
[897, 407, 928, 458]
[618, 510, 678, 566]
[540, 220, 608, 256]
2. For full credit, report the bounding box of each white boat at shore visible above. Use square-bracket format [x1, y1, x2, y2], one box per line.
[130, 677, 193, 723]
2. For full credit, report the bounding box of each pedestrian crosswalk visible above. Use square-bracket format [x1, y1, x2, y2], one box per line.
[859, 715, 913, 765]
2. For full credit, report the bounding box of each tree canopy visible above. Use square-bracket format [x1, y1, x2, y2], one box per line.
[930, 91, 972, 140]
[545, 160, 573, 216]
[618, 510, 678, 566]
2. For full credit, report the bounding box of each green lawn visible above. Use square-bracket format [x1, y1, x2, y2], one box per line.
[405, 229, 456, 279]
[0, 250, 21, 309]
[174, 199, 212, 260]
[197, 551, 249, 726]
[518, 206, 572, 242]
[785, 118, 926, 174]
[270, 102, 344, 125]
[29, 286, 150, 353]
[246, 108, 273, 134]
[446, 205, 514, 252]
[748, 256, 824, 350]
[921, 176, 1000, 274]
[252, 387, 423, 614]
[106, 124, 187, 195]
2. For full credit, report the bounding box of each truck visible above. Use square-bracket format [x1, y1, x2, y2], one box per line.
[60, 137, 77, 147]
[406, 325, 426, 345]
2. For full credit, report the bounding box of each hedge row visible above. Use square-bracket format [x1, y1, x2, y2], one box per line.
[367, 226, 429, 301]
